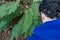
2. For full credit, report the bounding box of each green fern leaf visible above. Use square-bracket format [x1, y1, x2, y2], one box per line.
[0, 7, 20, 32]
[22, 10, 33, 33]
[10, 16, 24, 40]
[0, 1, 19, 18]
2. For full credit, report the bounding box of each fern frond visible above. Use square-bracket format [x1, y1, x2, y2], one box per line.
[0, 1, 19, 18]
[0, 7, 20, 31]
[23, 2, 42, 39]
[10, 16, 24, 40]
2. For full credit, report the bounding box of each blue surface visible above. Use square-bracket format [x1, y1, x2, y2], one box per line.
[27, 18, 60, 40]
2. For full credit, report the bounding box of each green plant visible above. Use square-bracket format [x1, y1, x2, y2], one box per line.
[0, 0, 42, 40]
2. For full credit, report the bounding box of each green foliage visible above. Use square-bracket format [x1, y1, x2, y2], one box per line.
[0, 0, 20, 31]
[0, 0, 19, 18]
[33, 0, 42, 3]
[10, 16, 24, 40]
[0, 6, 20, 31]
[0, 0, 42, 40]
[23, 2, 42, 38]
